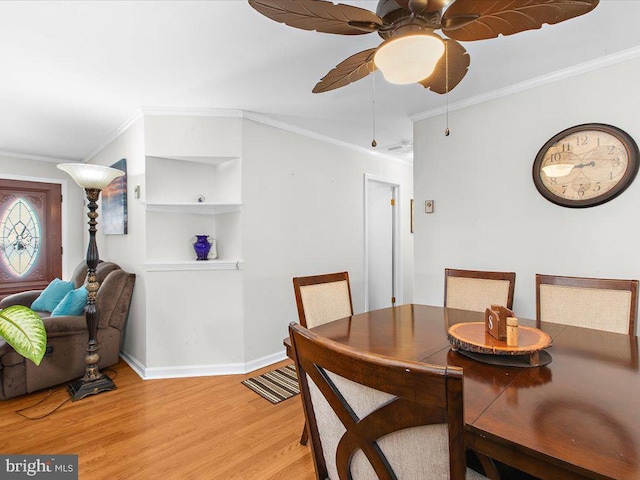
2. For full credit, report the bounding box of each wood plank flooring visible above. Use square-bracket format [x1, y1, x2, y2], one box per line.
[0, 359, 315, 480]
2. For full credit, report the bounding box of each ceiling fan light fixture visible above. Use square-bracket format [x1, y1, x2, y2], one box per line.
[374, 33, 445, 84]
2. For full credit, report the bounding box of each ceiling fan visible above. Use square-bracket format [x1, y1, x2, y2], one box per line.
[248, 0, 599, 95]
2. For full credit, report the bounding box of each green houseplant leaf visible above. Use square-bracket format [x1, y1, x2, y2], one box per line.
[0, 305, 47, 366]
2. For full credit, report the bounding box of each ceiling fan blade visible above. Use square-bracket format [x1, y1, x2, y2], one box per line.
[248, 0, 382, 35]
[418, 39, 469, 94]
[313, 48, 377, 93]
[442, 0, 599, 41]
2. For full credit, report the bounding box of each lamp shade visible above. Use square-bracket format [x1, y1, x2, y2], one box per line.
[57, 163, 124, 189]
[374, 33, 445, 84]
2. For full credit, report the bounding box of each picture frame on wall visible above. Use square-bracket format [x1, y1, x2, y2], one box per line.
[102, 158, 128, 234]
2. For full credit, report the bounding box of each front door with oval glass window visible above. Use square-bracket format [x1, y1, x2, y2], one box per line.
[0, 179, 62, 300]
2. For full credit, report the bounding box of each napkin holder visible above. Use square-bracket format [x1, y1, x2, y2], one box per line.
[485, 305, 514, 341]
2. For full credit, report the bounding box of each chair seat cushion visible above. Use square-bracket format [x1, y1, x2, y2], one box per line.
[31, 279, 74, 312]
[51, 286, 88, 317]
[467, 467, 490, 479]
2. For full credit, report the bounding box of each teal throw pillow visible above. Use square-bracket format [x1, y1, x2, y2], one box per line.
[51, 286, 89, 317]
[31, 278, 75, 312]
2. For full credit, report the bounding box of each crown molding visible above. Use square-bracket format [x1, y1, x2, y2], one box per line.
[86, 106, 412, 166]
[83, 110, 144, 162]
[140, 107, 244, 118]
[411, 45, 640, 122]
[242, 110, 412, 166]
[84, 108, 243, 162]
[0, 150, 74, 164]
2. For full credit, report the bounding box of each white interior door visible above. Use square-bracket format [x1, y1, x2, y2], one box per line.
[365, 178, 398, 311]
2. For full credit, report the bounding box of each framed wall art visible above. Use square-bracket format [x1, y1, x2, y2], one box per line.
[102, 158, 128, 234]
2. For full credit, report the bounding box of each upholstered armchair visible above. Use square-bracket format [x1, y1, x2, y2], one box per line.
[0, 261, 135, 400]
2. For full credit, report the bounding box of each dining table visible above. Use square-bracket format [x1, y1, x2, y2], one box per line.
[284, 304, 640, 480]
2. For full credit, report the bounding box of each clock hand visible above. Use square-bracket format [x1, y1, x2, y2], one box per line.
[573, 161, 596, 169]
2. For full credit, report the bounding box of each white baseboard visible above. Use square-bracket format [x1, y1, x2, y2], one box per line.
[119, 351, 147, 379]
[244, 350, 288, 374]
[119, 350, 288, 380]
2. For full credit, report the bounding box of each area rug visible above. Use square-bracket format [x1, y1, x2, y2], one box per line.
[242, 363, 300, 404]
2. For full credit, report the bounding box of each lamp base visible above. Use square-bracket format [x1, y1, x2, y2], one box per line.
[68, 373, 116, 401]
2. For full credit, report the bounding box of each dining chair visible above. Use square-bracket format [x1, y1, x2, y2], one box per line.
[444, 268, 516, 312]
[536, 274, 639, 335]
[289, 322, 493, 480]
[293, 271, 354, 445]
[293, 271, 354, 329]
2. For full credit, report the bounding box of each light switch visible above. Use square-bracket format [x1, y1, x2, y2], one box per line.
[425, 200, 434, 213]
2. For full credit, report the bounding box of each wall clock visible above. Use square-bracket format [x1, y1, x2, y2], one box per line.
[533, 123, 639, 208]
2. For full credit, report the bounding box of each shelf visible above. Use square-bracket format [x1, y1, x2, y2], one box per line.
[147, 155, 239, 165]
[145, 202, 242, 215]
[144, 260, 244, 272]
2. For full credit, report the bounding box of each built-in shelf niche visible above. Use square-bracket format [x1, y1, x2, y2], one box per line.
[144, 202, 242, 215]
[145, 207, 241, 263]
[145, 155, 241, 205]
[144, 260, 244, 271]
[144, 153, 242, 265]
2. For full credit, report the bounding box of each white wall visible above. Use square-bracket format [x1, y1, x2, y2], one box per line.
[86, 117, 147, 365]
[86, 112, 413, 375]
[241, 119, 414, 363]
[142, 115, 245, 370]
[0, 155, 85, 278]
[413, 57, 640, 321]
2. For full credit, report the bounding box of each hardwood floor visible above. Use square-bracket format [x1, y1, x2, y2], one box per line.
[0, 359, 315, 480]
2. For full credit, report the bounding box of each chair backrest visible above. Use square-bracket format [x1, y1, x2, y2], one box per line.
[97, 268, 136, 330]
[536, 274, 639, 335]
[70, 260, 120, 288]
[293, 272, 353, 329]
[71, 261, 89, 288]
[444, 268, 516, 312]
[289, 322, 468, 480]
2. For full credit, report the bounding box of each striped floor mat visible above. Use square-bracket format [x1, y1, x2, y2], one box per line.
[241, 364, 300, 404]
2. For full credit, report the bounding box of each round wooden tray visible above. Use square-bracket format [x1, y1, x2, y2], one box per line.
[448, 322, 552, 367]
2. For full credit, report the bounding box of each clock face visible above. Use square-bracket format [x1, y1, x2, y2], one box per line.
[533, 124, 639, 208]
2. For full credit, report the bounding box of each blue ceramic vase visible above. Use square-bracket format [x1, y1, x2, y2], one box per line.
[193, 235, 212, 261]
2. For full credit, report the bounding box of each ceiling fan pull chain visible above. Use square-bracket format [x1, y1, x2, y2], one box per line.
[445, 40, 450, 137]
[371, 72, 377, 148]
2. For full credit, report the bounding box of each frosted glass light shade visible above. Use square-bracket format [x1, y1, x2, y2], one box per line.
[542, 164, 575, 178]
[57, 163, 124, 189]
[374, 33, 445, 84]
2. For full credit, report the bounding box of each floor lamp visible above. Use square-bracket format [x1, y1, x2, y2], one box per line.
[57, 163, 125, 401]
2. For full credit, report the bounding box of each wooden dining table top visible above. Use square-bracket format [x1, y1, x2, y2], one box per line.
[285, 304, 640, 480]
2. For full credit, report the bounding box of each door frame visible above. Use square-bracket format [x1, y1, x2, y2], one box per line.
[363, 173, 403, 311]
[0, 172, 70, 279]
